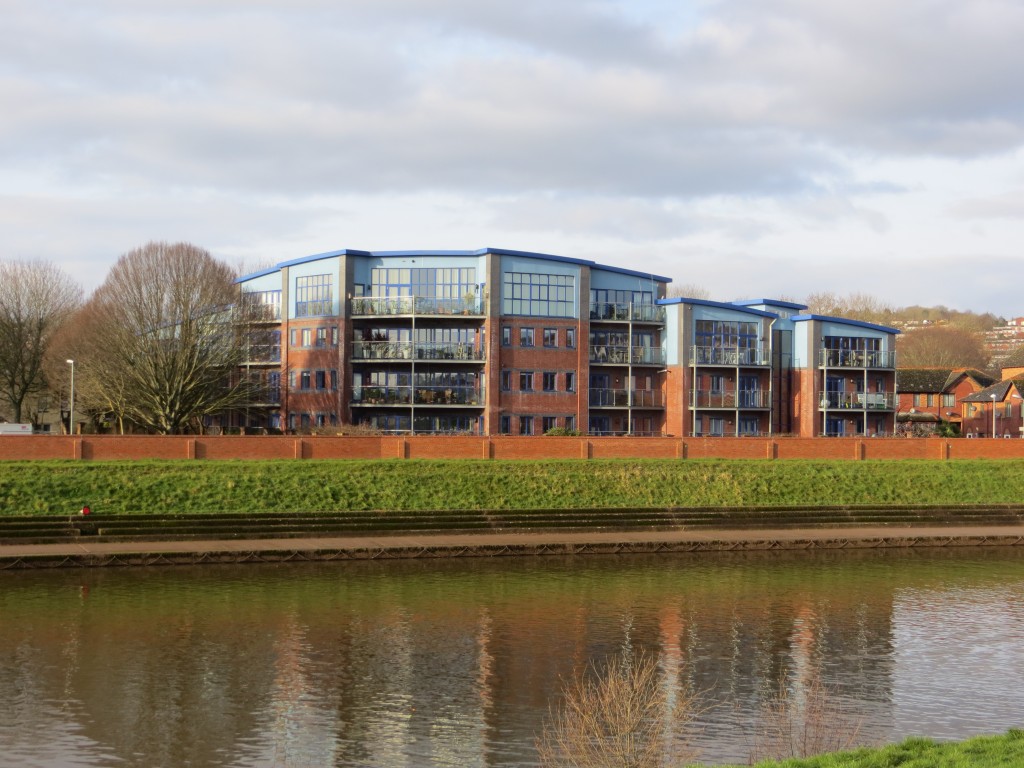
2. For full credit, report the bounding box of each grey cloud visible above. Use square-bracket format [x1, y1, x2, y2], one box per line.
[948, 190, 1024, 220]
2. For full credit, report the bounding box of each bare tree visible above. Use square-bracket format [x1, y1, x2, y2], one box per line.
[0, 261, 82, 423]
[750, 673, 867, 762]
[83, 242, 264, 434]
[804, 291, 893, 325]
[897, 326, 990, 369]
[666, 284, 712, 300]
[536, 650, 702, 768]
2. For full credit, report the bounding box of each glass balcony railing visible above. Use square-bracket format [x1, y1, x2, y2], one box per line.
[818, 392, 897, 410]
[351, 296, 483, 316]
[589, 302, 665, 323]
[819, 350, 896, 368]
[588, 389, 664, 408]
[691, 346, 770, 366]
[353, 385, 485, 406]
[691, 390, 772, 408]
[588, 346, 665, 365]
[352, 341, 485, 361]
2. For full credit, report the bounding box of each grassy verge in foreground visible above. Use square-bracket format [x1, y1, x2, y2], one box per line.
[734, 729, 1024, 767]
[3, 458, 1024, 515]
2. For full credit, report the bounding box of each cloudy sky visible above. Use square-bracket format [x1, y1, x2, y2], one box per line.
[3, 0, 1024, 315]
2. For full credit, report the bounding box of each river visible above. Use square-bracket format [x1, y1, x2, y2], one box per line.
[2, 547, 1024, 767]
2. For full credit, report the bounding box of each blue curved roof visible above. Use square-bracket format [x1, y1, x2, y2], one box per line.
[237, 247, 671, 284]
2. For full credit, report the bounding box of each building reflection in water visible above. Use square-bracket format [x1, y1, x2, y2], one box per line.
[2, 549, 1024, 766]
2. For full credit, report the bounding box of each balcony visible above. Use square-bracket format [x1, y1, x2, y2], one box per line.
[818, 391, 897, 410]
[353, 385, 485, 406]
[351, 296, 483, 316]
[691, 389, 772, 409]
[691, 346, 770, 366]
[589, 345, 665, 365]
[352, 341, 485, 361]
[819, 350, 896, 369]
[589, 389, 664, 408]
[589, 302, 665, 323]
[250, 388, 282, 407]
[242, 347, 281, 366]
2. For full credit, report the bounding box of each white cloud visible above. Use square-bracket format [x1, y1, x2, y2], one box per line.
[1, 0, 1024, 314]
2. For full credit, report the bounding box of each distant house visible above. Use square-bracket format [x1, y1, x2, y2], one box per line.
[895, 368, 995, 432]
[961, 379, 1024, 438]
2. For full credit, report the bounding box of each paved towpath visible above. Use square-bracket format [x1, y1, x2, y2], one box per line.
[3, 524, 1024, 569]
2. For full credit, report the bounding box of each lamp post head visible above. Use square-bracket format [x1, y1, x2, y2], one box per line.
[66, 359, 74, 365]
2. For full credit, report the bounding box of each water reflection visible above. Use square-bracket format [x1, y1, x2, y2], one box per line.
[1, 549, 1024, 766]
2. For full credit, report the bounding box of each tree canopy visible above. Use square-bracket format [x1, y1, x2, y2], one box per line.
[0, 261, 81, 423]
[70, 242, 264, 434]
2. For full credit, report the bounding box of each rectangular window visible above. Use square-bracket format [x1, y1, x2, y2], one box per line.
[300, 371, 311, 390]
[502, 272, 575, 317]
[520, 371, 534, 391]
[295, 274, 333, 317]
[565, 416, 576, 432]
[501, 371, 512, 391]
[565, 372, 576, 392]
[913, 394, 923, 407]
[942, 393, 955, 407]
[709, 417, 726, 436]
[519, 416, 534, 436]
[301, 328, 312, 347]
[244, 290, 282, 321]
[543, 372, 556, 391]
[315, 328, 328, 347]
[543, 328, 557, 347]
[502, 326, 512, 346]
[926, 394, 935, 407]
[566, 328, 576, 348]
[710, 375, 725, 394]
[542, 416, 558, 433]
[330, 370, 338, 391]
[315, 370, 326, 390]
[520, 328, 535, 347]
[500, 415, 511, 434]
[370, 266, 477, 302]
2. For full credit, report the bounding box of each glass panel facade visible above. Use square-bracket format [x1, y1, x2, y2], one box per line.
[370, 267, 477, 299]
[295, 275, 333, 317]
[502, 273, 575, 317]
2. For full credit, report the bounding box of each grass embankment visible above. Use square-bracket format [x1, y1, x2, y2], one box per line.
[737, 729, 1024, 767]
[2, 458, 1024, 516]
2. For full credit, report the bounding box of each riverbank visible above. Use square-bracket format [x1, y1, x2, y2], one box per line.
[4, 524, 1024, 570]
[5, 458, 1024, 515]
[736, 728, 1024, 767]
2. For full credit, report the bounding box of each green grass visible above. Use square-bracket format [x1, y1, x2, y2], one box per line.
[733, 729, 1024, 767]
[2, 458, 1024, 515]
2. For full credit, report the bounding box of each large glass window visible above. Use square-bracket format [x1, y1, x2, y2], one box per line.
[590, 289, 653, 319]
[295, 274, 333, 317]
[503, 272, 575, 317]
[694, 320, 758, 353]
[244, 290, 282, 320]
[370, 267, 477, 299]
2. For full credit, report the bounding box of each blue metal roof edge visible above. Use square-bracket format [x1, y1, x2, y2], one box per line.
[236, 247, 672, 284]
[657, 296, 779, 319]
[733, 298, 808, 311]
[791, 314, 901, 334]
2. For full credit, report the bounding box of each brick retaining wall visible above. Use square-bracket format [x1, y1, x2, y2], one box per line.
[4, 434, 1024, 461]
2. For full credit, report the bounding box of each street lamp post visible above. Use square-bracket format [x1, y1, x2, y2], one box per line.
[66, 359, 75, 436]
[991, 393, 997, 438]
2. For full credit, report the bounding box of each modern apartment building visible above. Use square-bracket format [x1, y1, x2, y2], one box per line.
[234, 248, 900, 437]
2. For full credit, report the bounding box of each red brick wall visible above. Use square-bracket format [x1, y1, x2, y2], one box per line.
[6, 434, 1024, 462]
